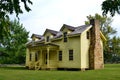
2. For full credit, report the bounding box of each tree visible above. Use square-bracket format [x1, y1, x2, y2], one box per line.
[85, 14, 117, 37]
[0, 0, 32, 41]
[0, 19, 29, 64]
[102, 0, 120, 16]
[110, 36, 120, 63]
[0, 0, 32, 18]
[85, 13, 120, 63]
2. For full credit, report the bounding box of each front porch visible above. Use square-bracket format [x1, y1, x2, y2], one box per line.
[26, 43, 59, 70]
[35, 60, 58, 70]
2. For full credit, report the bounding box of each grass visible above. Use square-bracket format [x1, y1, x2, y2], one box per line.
[0, 64, 120, 80]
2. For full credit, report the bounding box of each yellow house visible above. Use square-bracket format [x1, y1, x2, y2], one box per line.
[25, 19, 106, 70]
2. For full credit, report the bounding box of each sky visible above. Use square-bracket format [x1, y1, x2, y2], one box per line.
[12, 0, 120, 37]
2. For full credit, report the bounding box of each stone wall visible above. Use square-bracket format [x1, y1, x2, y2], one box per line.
[89, 19, 104, 69]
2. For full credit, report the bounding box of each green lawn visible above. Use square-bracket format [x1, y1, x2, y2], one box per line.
[0, 64, 120, 80]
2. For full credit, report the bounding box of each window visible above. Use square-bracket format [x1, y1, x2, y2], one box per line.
[35, 52, 39, 61]
[46, 36, 50, 42]
[45, 53, 47, 64]
[59, 51, 62, 61]
[69, 50, 73, 61]
[63, 32, 67, 42]
[29, 53, 32, 61]
[87, 31, 89, 39]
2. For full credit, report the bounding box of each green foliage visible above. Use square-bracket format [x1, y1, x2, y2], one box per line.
[85, 13, 120, 63]
[0, 0, 32, 41]
[0, 64, 120, 80]
[85, 14, 117, 38]
[0, 0, 32, 18]
[0, 19, 29, 64]
[102, 0, 120, 16]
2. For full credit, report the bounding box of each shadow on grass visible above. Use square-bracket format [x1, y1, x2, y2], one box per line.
[105, 64, 120, 68]
[0, 64, 27, 70]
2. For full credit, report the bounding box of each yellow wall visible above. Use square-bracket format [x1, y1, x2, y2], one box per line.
[80, 30, 104, 69]
[44, 31, 54, 43]
[100, 38, 104, 64]
[80, 31, 90, 69]
[52, 36, 81, 68]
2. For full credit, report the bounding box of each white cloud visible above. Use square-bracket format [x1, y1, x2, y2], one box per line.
[18, 0, 120, 37]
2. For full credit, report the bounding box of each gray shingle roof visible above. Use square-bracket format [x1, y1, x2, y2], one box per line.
[28, 24, 91, 46]
[53, 32, 62, 39]
[60, 24, 76, 31]
[31, 24, 91, 40]
[44, 29, 59, 36]
[68, 25, 91, 35]
[31, 34, 43, 39]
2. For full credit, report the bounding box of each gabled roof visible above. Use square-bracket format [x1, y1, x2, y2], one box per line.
[60, 24, 76, 31]
[53, 32, 62, 39]
[27, 23, 107, 47]
[68, 25, 91, 35]
[31, 25, 92, 40]
[31, 34, 43, 39]
[43, 29, 59, 36]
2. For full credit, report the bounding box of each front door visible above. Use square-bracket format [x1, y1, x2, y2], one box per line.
[42, 51, 47, 66]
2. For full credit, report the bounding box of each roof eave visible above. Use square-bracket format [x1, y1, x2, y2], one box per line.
[68, 33, 81, 37]
[51, 37, 63, 41]
[100, 31, 107, 41]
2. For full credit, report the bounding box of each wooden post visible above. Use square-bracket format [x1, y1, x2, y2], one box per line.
[47, 47, 50, 68]
[32, 52, 35, 62]
[41, 50, 42, 65]
[25, 48, 29, 67]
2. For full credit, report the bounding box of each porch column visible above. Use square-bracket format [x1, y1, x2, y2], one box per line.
[25, 48, 29, 67]
[32, 52, 35, 62]
[47, 47, 50, 68]
[41, 50, 43, 65]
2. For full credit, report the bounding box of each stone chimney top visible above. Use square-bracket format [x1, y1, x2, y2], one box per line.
[90, 19, 95, 26]
[90, 19, 100, 27]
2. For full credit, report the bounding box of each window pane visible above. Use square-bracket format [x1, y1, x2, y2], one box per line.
[64, 38, 67, 42]
[69, 50, 73, 61]
[35, 52, 39, 61]
[59, 51, 62, 61]
[35, 53, 37, 61]
[63, 32, 67, 37]
[46, 36, 49, 42]
[29, 53, 32, 61]
[63, 32, 67, 42]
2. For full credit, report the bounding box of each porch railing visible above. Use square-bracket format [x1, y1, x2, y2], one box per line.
[35, 60, 41, 70]
[34, 60, 58, 70]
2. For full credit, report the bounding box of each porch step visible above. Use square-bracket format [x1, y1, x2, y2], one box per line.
[35, 66, 41, 70]
[35, 61, 41, 70]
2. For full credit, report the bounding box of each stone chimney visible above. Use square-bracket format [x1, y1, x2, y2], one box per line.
[89, 19, 104, 69]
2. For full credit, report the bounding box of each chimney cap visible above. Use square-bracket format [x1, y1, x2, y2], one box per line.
[90, 19, 100, 26]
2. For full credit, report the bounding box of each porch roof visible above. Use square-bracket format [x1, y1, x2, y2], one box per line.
[27, 42, 59, 50]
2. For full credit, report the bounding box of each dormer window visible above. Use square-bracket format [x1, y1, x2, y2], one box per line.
[63, 32, 67, 42]
[46, 36, 50, 42]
